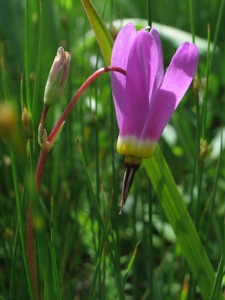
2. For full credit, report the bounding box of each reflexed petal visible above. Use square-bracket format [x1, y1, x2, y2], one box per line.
[141, 42, 198, 142]
[160, 42, 199, 109]
[120, 30, 160, 137]
[111, 22, 137, 129]
[150, 28, 164, 97]
[141, 89, 177, 142]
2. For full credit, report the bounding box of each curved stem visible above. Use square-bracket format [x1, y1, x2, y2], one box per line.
[40, 105, 50, 129]
[35, 149, 49, 191]
[48, 66, 126, 142]
[35, 65, 126, 196]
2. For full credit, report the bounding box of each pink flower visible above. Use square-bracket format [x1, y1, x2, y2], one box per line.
[111, 23, 199, 212]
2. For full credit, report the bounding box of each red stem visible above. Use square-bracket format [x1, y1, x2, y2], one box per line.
[35, 66, 126, 192]
[35, 149, 49, 191]
[40, 105, 50, 129]
[28, 66, 125, 300]
[48, 66, 126, 142]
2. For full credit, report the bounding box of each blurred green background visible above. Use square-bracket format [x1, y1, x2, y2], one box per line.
[1, 0, 225, 299]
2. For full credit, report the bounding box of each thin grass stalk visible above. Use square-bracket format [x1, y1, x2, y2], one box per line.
[132, 184, 138, 299]
[0, 43, 8, 99]
[205, 129, 223, 248]
[33, 195, 51, 299]
[210, 0, 225, 67]
[88, 193, 112, 300]
[27, 145, 48, 300]
[9, 219, 19, 299]
[109, 0, 113, 29]
[102, 243, 106, 300]
[190, 27, 211, 300]
[26, 203, 39, 300]
[10, 145, 35, 300]
[94, 56, 100, 205]
[93, 60, 102, 298]
[50, 197, 61, 300]
[193, 23, 211, 242]
[147, 182, 154, 299]
[209, 216, 225, 300]
[77, 139, 123, 293]
[31, 0, 43, 128]
[117, 241, 141, 299]
[88, 257, 101, 300]
[25, 0, 31, 112]
[24, 0, 41, 295]
[25, 141, 39, 300]
[10, 182, 28, 298]
[202, 24, 211, 140]
[188, 0, 195, 43]
[188, 8, 199, 289]
[146, 0, 152, 26]
[103, 193, 113, 299]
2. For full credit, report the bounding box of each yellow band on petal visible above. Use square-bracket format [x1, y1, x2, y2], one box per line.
[117, 135, 157, 159]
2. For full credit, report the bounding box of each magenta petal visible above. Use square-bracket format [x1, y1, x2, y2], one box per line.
[142, 42, 199, 141]
[160, 42, 199, 108]
[149, 28, 164, 95]
[141, 89, 177, 142]
[111, 23, 137, 130]
[120, 30, 160, 136]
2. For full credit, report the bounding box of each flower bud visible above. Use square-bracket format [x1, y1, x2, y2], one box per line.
[43, 47, 71, 106]
[22, 107, 33, 139]
[199, 139, 210, 166]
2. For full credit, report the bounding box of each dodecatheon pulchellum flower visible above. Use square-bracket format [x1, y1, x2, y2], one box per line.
[111, 22, 199, 213]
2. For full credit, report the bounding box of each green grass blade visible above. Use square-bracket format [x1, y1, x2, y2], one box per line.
[88, 195, 112, 300]
[117, 241, 140, 299]
[25, 0, 31, 112]
[143, 146, 222, 300]
[51, 197, 61, 300]
[9, 145, 35, 300]
[77, 139, 123, 294]
[31, 0, 43, 129]
[210, 253, 224, 300]
[80, 0, 113, 65]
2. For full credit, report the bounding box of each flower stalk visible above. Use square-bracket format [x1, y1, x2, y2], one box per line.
[36, 66, 126, 191]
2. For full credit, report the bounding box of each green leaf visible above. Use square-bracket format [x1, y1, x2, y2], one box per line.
[80, 0, 113, 65]
[143, 146, 222, 300]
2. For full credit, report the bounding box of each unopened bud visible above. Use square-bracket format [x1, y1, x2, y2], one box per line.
[199, 139, 210, 166]
[22, 107, 33, 139]
[43, 47, 71, 106]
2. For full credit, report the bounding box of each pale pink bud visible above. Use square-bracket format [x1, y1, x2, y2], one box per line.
[43, 47, 71, 106]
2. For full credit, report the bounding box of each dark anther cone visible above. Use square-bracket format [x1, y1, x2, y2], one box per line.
[119, 156, 141, 214]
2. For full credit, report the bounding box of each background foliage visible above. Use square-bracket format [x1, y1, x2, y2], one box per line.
[0, 0, 225, 299]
